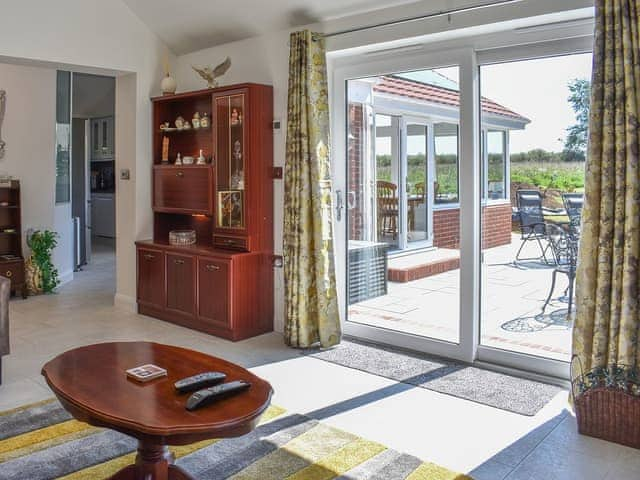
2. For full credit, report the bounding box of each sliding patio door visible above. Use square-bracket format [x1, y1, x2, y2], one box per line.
[332, 35, 591, 377]
[335, 55, 466, 360]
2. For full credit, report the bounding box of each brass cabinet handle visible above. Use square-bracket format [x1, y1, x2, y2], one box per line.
[143, 253, 155, 260]
[225, 239, 234, 244]
[173, 258, 185, 265]
[175, 171, 184, 177]
[5, 270, 11, 278]
[206, 264, 220, 271]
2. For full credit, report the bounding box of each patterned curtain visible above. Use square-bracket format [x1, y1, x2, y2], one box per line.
[573, 0, 640, 371]
[283, 30, 341, 348]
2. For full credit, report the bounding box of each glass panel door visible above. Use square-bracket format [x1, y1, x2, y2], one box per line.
[405, 121, 431, 246]
[479, 52, 592, 366]
[345, 66, 461, 351]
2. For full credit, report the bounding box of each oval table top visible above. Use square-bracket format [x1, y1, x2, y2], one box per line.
[41, 342, 273, 444]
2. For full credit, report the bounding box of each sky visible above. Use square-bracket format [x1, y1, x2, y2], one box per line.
[367, 52, 593, 156]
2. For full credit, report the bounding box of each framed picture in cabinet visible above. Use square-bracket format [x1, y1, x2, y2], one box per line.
[217, 190, 243, 228]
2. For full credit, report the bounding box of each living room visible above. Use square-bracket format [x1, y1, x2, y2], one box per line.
[0, 1, 639, 479]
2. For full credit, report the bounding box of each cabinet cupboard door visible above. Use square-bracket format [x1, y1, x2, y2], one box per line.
[153, 166, 213, 214]
[137, 248, 165, 308]
[166, 254, 195, 315]
[197, 257, 230, 328]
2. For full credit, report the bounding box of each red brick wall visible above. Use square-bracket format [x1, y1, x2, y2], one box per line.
[348, 103, 364, 241]
[433, 203, 512, 249]
[433, 208, 460, 248]
[482, 203, 513, 249]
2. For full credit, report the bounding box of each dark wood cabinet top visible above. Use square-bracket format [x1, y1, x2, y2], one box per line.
[136, 239, 257, 259]
[41, 342, 272, 441]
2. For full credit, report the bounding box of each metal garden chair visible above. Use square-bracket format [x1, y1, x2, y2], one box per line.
[515, 189, 552, 263]
[540, 223, 579, 316]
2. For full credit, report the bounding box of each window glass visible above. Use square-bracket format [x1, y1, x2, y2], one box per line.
[434, 122, 459, 204]
[487, 130, 506, 199]
[55, 71, 71, 204]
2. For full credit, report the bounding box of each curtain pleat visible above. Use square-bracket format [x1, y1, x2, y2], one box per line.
[573, 0, 640, 371]
[283, 30, 341, 348]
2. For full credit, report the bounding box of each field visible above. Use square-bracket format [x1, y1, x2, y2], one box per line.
[375, 153, 585, 206]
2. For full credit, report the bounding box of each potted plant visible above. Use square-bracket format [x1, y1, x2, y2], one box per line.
[25, 229, 59, 294]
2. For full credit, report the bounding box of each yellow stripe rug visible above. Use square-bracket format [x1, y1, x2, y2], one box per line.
[0, 399, 472, 480]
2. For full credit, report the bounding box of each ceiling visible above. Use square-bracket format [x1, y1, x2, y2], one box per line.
[122, 0, 420, 55]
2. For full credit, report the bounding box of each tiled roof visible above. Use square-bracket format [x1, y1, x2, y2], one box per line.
[373, 75, 530, 124]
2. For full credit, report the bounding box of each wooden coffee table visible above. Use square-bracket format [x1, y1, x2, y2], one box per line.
[41, 342, 273, 480]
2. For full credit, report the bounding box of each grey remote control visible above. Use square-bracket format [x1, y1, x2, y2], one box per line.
[185, 380, 251, 411]
[174, 372, 226, 393]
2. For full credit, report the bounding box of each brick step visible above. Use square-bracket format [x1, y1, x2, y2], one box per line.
[388, 251, 460, 283]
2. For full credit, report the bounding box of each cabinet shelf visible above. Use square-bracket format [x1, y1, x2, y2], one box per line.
[159, 125, 211, 134]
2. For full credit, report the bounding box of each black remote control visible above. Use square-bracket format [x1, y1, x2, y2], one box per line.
[185, 380, 251, 411]
[174, 372, 226, 393]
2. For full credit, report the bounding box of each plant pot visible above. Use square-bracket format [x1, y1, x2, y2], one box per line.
[25, 256, 43, 295]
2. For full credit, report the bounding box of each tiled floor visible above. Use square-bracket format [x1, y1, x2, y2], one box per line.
[350, 234, 573, 362]
[1, 240, 639, 479]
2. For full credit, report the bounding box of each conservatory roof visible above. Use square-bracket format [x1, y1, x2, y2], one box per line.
[373, 75, 530, 124]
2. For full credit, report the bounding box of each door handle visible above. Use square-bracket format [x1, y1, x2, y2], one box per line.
[143, 253, 155, 260]
[335, 189, 343, 222]
[173, 258, 185, 265]
[206, 264, 220, 271]
[176, 172, 184, 178]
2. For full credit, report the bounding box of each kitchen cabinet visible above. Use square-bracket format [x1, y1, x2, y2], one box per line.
[91, 116, 114, 161]
[91, 193, 115, 238]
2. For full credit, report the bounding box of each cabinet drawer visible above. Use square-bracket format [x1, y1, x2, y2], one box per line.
[0, 261, 24, 285]
[137, 248, 165, 308]
[197, 257, 230, 328]
[166, 253, 196, 315]
[213, 235, 249, 251]
[153, 166, 213, 214]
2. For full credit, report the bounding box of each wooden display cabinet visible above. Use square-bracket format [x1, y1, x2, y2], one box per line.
[0, 181, 26, 298]
[136, 84, 273, 341]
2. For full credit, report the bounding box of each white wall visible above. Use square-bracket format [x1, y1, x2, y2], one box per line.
[174, 0, 593, 333]
[0, 63, 69, 272]
[0, 0, 172, 305]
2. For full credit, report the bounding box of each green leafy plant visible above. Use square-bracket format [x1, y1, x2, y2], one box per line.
[27, 230, 59, 293]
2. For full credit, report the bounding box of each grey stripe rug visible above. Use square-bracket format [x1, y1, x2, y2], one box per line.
[304, 340, 562, 416]
[0, 400, 472, 480]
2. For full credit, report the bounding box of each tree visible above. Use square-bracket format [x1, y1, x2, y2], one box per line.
[563, 78, 591, 160]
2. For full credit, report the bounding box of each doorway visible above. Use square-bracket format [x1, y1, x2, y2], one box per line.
[70, 73, 116, 274]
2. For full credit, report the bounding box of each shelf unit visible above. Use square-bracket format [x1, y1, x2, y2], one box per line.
[137, 84, 274, 341]
[0, 181, 26, 298]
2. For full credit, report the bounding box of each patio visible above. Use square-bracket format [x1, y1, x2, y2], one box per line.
[348, 233, 573, 362]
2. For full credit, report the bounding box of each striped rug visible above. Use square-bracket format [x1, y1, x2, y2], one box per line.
[0, 399, 471, 480]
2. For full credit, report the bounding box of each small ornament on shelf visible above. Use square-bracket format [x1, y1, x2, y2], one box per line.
[175, 153, 182, 165]
[200, 113, 210, 129]
[231, 108, 241, 125]
[161, 136, 169, 164]
[196, 149, 206, 165]
[175, 116, 185, 130]
[160, 52, 177, 96]
[192, 112, 201, 129]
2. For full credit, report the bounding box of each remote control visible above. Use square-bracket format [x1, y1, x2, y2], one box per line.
[185, 380, 251, 411]
[174, 372, 226, 393]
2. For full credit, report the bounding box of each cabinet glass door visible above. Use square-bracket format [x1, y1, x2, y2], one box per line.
[215, 94, 245, 230]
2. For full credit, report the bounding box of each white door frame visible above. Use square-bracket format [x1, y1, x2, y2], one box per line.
[331, 35, 592, 377]
[402, 115, 434, 249]
[331, 47, 477, 362]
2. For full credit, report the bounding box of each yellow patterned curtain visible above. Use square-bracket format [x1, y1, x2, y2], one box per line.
[283, 30, 341, 348]
[573, 0, 640, 371]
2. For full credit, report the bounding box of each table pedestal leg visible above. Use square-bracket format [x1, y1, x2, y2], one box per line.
[109, 442, 195, 480]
